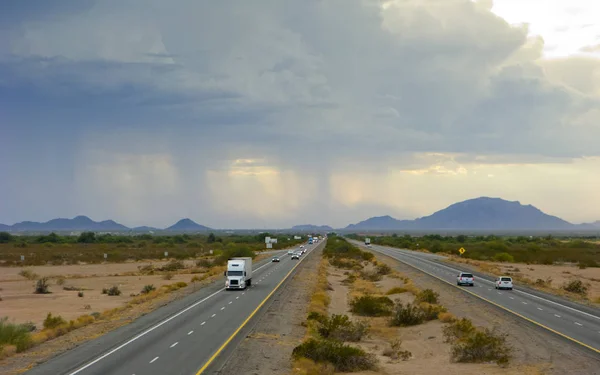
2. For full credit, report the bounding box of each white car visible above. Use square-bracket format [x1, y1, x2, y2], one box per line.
[300, 245, 304, 248]
[495, 276, 513, 290]
[288, 250, 294, 255]
[456, 272, 474, 286]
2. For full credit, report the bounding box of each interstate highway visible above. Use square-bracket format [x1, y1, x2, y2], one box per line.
[349, 240, 600, 354]
[25, 242, 321, 375]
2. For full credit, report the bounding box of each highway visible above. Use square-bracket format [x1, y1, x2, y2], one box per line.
[25, 242, 322, 375]
[349, 240, 600, 355]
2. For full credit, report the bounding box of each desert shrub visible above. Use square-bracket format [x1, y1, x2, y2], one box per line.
[105, 285, 122, 296]
[492, 252, 514, 262]
[35, 277, 51, 294]
[138, 264, 155, 275]
[77, 291, 84, 297]
[292, 338, 377, 372]
[382, 339, 411, 361]
[442, 318, 476, 343]
[360, 270, 382, 282]
[19, 269, 39, 280]
[55, 277, 66, 286]
[350, 295, 394, 317]
[562, 280, 588, 295]
[63, 285, 83, 291]
[0, 318, 34, 352]
[385, 287, 408, 295]
[449, 328, 511, 366]
[291, 358, 335, 375]
[418, 302, 447, 321]
[43, 313, 66, 330]
[376, 263, 392, 275]
[438, 311, 456, 323]
[163, 272, 174, 280]
[415, 289, 439, 304]
[141, 285, 156, 294]
[389, 302, 425, 326]
[196, 259, 214, 268]
[316, 314, 369, 342]
[160, 260, 185, 272]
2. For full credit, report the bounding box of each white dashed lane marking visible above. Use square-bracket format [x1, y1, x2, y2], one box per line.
[575, 322, 583, 326]
[201, 321, 206, 326]
[555, 314, 561, 318]
[170, 342, 178, 348]
[211, 314, 216, 318]
[188, 330, 193, 335]
[149, 357, 159, 364]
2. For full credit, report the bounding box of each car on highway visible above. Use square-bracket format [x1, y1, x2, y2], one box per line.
[456, 272, 474, 286]
[495, 276, 513, 290]
[271, 256, 280, 262]
[300, 245, 304, 248]
[291, 253, 300, 260]
[288, 250, 294, 255]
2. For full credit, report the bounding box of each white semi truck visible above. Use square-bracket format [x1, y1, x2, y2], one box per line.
[225, 257, 253, 290]
[365, 238, 371, 246]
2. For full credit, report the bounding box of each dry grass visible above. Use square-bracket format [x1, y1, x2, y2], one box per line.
[308, 258, 331, 316]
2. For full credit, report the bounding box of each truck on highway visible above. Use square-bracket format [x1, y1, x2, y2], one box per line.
[365, 238, 371, 246]
[308, 236, 313, 244]
[225, 257, 252, 290]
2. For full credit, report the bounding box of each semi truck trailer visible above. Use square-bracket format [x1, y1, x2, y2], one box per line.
[225, 257, 253, 290]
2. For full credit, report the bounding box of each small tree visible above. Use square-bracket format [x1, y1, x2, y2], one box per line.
[77, 232, 96, 243]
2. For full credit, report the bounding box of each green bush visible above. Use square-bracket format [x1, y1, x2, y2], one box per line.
[419, 303, 447, 321]
[141, 284, 156, 294]
[0, 317, 34, 352]
[376, 263, 392, 275]
[103, 285, 121, 296]
[493, 252, 514, 262]
[292, 338, 377, 372]
[350, 295, 394, 317]
[317, 314, 369, 342]
[43, 313, 66, 330]
[415, 289, 439, 304]
[562, 280, 588, 295]
[19, 269, 39, 280]
[196, 259, 214, 268]
[448, 327, 511, 366]
[442, 318, 476, 343]
[390, 302, 425, 326]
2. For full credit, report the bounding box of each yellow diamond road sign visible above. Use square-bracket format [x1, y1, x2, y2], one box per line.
[459, 247, 466, 255]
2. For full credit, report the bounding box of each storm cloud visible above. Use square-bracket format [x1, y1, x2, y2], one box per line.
[1, 0, 599, 228]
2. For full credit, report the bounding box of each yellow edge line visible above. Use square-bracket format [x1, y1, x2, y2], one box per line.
[195, 246, 317, 374]
[370, 246, 600, 355]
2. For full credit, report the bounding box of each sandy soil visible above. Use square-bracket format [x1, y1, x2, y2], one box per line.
[218, 245, 324, 375]
[371, 252, 600, 375]
[0, 253, 275, 329]
[0, 271, 224, 375]
[1, 272, 194, 328]
[447, 257, 600, 302]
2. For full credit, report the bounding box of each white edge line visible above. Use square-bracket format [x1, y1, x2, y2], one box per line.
[366, 242, 600, 322]
[65, 250, 291, 375]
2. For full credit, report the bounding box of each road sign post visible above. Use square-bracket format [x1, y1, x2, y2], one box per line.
[459, 247, 466, 256]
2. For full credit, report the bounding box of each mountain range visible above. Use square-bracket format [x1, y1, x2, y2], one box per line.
[0, 216, 211, 233]
[345, 197, 599, 231]
[1, 197, 598, 233]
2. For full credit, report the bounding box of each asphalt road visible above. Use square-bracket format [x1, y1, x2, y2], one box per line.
[350, 240, 600, 355]
[25, 242, 321, 375]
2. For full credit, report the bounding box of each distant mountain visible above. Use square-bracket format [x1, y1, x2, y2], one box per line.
[291, 224, 334, 231]
[132, 226, 161, 232]
[165, 218, 211, 231]
[6, 216, 129, 232]
[345, 215, 411, 231]
[345, 197, 576, 230]
[577, 220, 600, 229]
[0, 223, 10, 231]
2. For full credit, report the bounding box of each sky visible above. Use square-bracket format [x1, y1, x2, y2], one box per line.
[1, 0, 599, 229]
